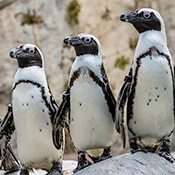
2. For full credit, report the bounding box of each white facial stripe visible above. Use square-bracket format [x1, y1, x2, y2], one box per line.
[138, 8, 161, 20]
[23, 44, 35, 51]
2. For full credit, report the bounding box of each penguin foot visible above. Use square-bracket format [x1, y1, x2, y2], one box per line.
[90, 147, 112, 163]
[20, 168, 29, 175]
[73, 151, 91, 173]
[4, 168, 20, 175]
[159, 151, 174, 163]
[46, 161, 63, 175]
[158, 139, 174, 163]
[129, 138, 149, 154]
[131, 148, 148, 154]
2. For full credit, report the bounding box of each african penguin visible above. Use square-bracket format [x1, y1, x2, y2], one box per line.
[63, 33, 116, 172]
[9, 44, 65, 174]
[117, 8, 175, 162]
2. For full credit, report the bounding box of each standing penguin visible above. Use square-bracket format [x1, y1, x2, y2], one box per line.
[8, 44, 64, 174]
[117, 8, 175, 162]
[54, 33, 116, 172]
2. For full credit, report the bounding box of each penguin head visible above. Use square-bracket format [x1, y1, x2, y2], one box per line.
[120, 8, 164, 34]
[9, 44, 44, 68]
[63, 33, 101, 57]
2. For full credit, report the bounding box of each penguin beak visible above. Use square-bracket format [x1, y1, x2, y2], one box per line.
[120, 12, 140, 24]
[63, 36, 82, 47]
[9, 48, 22, 59]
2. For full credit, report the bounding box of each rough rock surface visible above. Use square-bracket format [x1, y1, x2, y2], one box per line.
[75, 152, 175, 175]
[2, 153, 175, 175]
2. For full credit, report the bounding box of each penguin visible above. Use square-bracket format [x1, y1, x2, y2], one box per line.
[9, 44, 65, 174]
[116, 8, 175, 162]
[54, 33, 116, 172]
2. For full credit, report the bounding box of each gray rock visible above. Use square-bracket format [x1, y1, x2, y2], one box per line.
[75, 152, 175, 175]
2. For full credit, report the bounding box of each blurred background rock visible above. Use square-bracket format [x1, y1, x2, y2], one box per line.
[0, 0, 175, 160]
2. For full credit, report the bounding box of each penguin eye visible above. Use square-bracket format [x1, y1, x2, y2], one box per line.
[29, 48, 35, 54]
[83, 37, 91, 44]
[18, 44, 24, 49]
[130, 12, 137, 16]
[143, 12, 151, 19]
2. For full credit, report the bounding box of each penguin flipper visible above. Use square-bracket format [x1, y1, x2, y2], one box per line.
[0, 104, 20, 171]
[116, 73, 132, 148]
[52, 89, 70, 150]
[101, 64, 116, 122]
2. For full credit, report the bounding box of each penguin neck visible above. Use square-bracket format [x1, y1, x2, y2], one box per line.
[13, 66, 47, 88]
[69, 54, 103, 82]
[135, 30, 168, 58]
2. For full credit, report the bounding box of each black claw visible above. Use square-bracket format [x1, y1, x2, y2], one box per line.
[158, 139, 174, 163]
[46, 161, 63, 175]
[129, 138, 138, 153]
[20, 169, 29, 175]
[73, 151, 91, 173]
[159, 152, 175, 163]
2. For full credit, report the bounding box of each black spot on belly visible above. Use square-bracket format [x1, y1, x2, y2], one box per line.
[79, 103, 82, 106]
[41, 100, 44, 103]
[26, 103, 29, 106]
[22, 104, 24, 106]
[40, 129, 42, 132]
[155, 99, 157, 102]
[155, 87, 158, 89]
[157, 95, 159, 98]
[72, 118, 74, 122]
[149, 99, 151, 102]
[47, 122, 49, 125]
[164, 87, 167, 91]
[42, 109, 45, 112]
[166, 71, 168, 74]
[134, 121, 136, 124]
[147, 102, 149, 106]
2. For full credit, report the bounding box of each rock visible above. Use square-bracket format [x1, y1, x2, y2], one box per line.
[74, 152, 175, 175]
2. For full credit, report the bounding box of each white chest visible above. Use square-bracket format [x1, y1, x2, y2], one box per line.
[129, 54, 174, 139]
[69, 72, 115, 151]
[12, 83, 62, 166]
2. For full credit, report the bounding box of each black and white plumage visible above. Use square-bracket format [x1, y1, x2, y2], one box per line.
[55, 33, 116, 172]
[117, 8, 175, 162]
[0, 104, 20, 173]
[8, 44, 64, 174]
